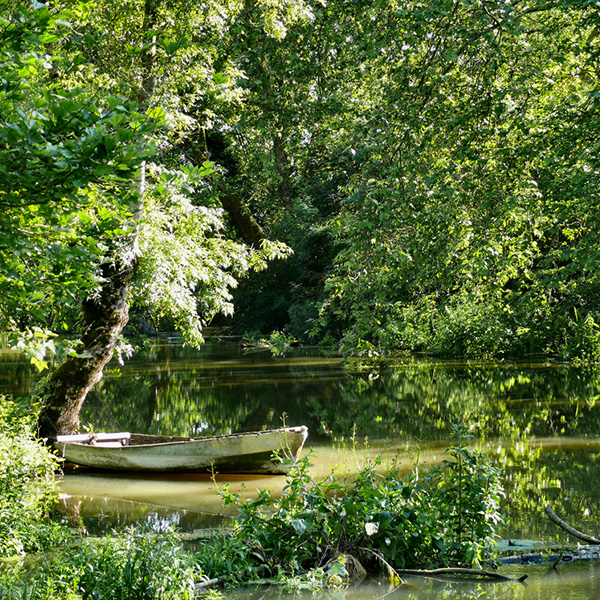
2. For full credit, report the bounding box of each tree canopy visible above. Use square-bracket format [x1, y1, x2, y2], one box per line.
[223, 0, 600, 360]
[0, 0, 292, 372]
[2, 0, 600, 367]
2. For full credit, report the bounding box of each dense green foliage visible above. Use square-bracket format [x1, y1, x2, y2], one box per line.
[0, 397, 65, 557]
[2, 0, 599, 362]
[208, 430, 504, 583]
[2, 528, 200, 600]
[2, 0, 600, 360]
[0, 2, 154, 336]
[0, 399, 197, 598]
[219, 0, 600, 359]
[0, 0, 292, 362]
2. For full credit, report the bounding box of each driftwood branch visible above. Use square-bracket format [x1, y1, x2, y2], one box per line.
[194, 577, 221, 591]
[500, 547, 600, 566]
[193, 564, 269, 591]
[397, 567, 527, 583]
[544, 505, 600, 545]
[550, 552, 563, 571]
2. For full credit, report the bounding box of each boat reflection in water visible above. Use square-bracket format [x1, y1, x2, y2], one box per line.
[57, 470, 246, 532]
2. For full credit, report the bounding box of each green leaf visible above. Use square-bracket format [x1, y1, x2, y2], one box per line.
[291, 519, 307, 535]
[93, 164, 114, 177]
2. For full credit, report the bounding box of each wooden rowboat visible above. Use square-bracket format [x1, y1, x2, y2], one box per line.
[54, 426, 308, 474]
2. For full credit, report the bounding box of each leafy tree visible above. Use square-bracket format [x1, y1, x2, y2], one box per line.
[0, 1, 153, 337]
[179, 0, 600, 360]
[307, 0, 600, 358]
[0, 0, 296, 437]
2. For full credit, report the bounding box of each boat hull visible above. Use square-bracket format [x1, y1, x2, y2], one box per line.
[54, 427, 308, 474]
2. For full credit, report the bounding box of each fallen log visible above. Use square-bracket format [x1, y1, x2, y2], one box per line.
[194, 577, 221, 591]
[499, 548, 600, 565]
[397, 567, 527, 583]
[544, 505, 600, 545]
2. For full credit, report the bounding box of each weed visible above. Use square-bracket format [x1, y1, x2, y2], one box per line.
[0, 397, 66, 558]
[212, 434, 504, 583]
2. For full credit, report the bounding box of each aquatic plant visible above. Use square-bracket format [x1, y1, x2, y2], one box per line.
[205, 428, 504, 585]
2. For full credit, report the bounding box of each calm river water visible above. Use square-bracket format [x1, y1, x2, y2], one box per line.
[2, 338, 600, 599]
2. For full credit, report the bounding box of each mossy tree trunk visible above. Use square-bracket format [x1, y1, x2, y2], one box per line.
[220, 193, 264, 246]
[37, 263, 134, 440]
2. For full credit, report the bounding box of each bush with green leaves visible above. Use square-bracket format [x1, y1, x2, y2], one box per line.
[212, 427, 504, 583]
[0, 397, 65, 558]
[2, 527, 200, 600]
[74, 528, 199, 600]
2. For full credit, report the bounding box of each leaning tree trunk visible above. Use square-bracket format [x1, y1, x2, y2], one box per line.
[37, 262, 134, 440]
[218, 193, 264, 247]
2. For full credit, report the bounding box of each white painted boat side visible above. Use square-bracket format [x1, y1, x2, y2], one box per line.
[55, 426, 308, 473]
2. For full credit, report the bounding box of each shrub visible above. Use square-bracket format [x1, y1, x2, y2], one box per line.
[214, 427, 504, 582]
[558, 312, 600, 361]
[428, 427, 505, 566]
[0, 397, 64, 557]
[73, 527, 199, 600]
[2, 527, 200, 600]
[429, 294, 513, 358]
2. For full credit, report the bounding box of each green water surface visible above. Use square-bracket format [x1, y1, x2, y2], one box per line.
[2, 339, 600, 599]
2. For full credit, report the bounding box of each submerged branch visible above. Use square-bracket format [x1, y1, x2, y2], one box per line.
[544, 505, 600, 545]
[397, 567, 527, 583]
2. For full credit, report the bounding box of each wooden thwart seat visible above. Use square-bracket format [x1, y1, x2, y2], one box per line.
[56, 432, 131, 445]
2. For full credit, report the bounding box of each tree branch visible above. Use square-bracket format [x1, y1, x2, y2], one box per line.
[544, 505, 600, 545]
[397, 567, 527, 583]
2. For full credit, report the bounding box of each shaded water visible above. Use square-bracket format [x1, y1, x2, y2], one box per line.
[226, 560, 600, 600]
[2, 339, 600, 598]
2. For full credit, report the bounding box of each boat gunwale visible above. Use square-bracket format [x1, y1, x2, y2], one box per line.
[56, 426, 308, 450]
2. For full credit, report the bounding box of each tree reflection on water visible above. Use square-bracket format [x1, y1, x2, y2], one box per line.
[2, 340, 600, 543]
